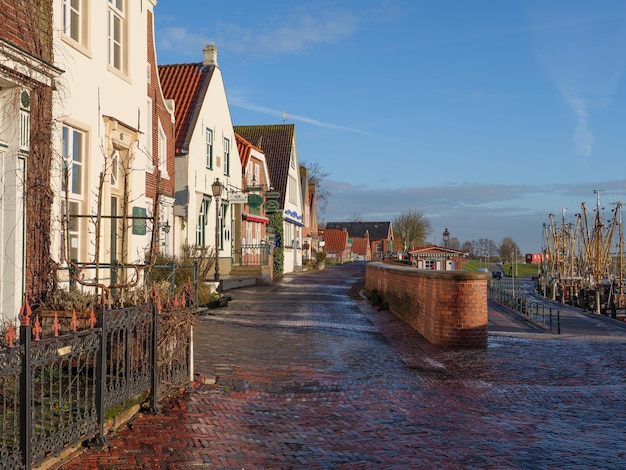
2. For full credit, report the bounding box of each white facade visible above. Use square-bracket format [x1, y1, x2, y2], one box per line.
[282, 140, 304, 273]
[171, 48, 242, 275]
[52, 0, 156, 287]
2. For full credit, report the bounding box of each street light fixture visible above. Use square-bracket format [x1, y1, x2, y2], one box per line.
[211, 178, 224, 283]
[443, 228, 450, 271]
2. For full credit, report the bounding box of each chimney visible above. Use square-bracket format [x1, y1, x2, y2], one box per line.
[203, 43, 218, 66]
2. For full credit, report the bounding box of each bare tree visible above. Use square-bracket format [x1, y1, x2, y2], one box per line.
[300, 161, 330, 213]
[499, 236, 521, 262]
[347, 212, 362, 222]
[393, 210, 432, 252]
[449, 236, 461, 250]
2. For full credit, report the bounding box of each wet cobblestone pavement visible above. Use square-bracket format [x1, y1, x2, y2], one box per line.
[57, 264, 626, 469]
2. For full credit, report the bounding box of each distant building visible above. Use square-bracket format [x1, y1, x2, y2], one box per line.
[325, 221, 393, 260]
[408, 245, 468, 271]
[350, 231, 372, 261]
[322, 228, 351, 263]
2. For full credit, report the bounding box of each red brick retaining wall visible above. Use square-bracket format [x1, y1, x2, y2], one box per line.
[365, 262, 490, 348]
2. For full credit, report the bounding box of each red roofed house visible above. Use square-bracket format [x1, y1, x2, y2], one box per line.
[408, 245, 468, 270]
[159, 45, 243, 279]
[350, 231, 372, 261]
[232, 133, 273, 281]
[234, 124, 305, 275]
[323, 228, 352, 263]
[325, 221, 393, 260]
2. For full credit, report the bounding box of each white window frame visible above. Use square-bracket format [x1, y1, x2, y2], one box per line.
[146, 98, 153, 161]
[158, 119, 168, 178]
[288, 176, 298, 204]
[196, 197, 210, 246]
[108, 0, 125, 72]
[62, 125, 84, 197]
[110, 149, 119, 188]
[206, 128, 213, 169]
[20, 103, 30, 152]
[246, 222, 252, 245]
[223, 137, 230, 176]
[63, 0, 81, 43]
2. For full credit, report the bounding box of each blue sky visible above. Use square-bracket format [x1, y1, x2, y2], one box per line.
[154, 0, 626, 255]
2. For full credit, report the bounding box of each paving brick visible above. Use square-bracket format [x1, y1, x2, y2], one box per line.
[54, 264, 626, 469]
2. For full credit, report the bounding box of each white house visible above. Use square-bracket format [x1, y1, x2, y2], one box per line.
[234, 124, 305, 274]
[52, 0, 157, 290]
[159, 45, 243, 279]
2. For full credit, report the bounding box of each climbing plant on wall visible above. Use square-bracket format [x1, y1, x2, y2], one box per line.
[268, 212, 284, 278]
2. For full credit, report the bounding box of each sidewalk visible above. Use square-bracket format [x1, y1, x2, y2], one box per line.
[54, 265, 626, 469]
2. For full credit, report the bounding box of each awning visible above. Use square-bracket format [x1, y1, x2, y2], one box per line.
[242, 213, 269, 224]
[285, 217, 304, 227]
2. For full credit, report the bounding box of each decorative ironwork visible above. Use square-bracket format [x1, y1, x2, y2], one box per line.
[0, 299, 192, 468]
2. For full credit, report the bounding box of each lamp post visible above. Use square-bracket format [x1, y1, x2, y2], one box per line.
[443, 228, 450, 271]
[211, 178, 224, 283]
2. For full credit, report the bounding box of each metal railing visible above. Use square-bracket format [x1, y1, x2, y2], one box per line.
[0, 300, 192, 469]
[232, 243, 270, 266]
[489, 282, 561, 334]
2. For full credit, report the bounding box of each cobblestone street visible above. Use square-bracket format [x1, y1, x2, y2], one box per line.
[57, 264, 626, 469]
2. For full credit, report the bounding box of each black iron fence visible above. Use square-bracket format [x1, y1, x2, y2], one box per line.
[488, 282, 561, 333]
[0, 300, 193, 469]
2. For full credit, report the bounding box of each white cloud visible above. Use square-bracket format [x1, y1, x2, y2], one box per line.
[528, 3, 626, 161]
[219, 10, 360, 57]
[158, 27, 211, 58]
[321, 179, 626, 254]
[229, 94, 381, 137]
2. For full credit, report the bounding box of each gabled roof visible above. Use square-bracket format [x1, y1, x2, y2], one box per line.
[351, 237, 370, 256]
[235, 133, 263, 172]
[233, 124, 295, 208]
[323, 228, 349, 252]
[158, 62, 215, 154]
[326, 221, 392, 240]
[409, 245, 467, 255]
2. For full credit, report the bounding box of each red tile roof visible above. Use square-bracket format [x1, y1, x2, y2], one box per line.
[235, 133, 263, 172]
[350, 237, 370, 256]
[323, 228, 349, 252]
[158, 62, 215, 154]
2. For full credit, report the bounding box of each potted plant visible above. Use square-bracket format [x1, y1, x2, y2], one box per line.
[315, 251, 327, 270]
[203, 290, 230, 309]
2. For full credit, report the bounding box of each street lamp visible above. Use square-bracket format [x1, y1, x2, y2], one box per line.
[443, 228, 450, 271]
[211, 178, 224, 282]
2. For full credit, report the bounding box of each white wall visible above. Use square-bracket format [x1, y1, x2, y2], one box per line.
[178, 63, 242, 271]
[52, 0, 156, 285]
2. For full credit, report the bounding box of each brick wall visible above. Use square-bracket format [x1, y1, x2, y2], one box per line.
[146, 10, 175, 201]
[365, 262, 490, 348]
